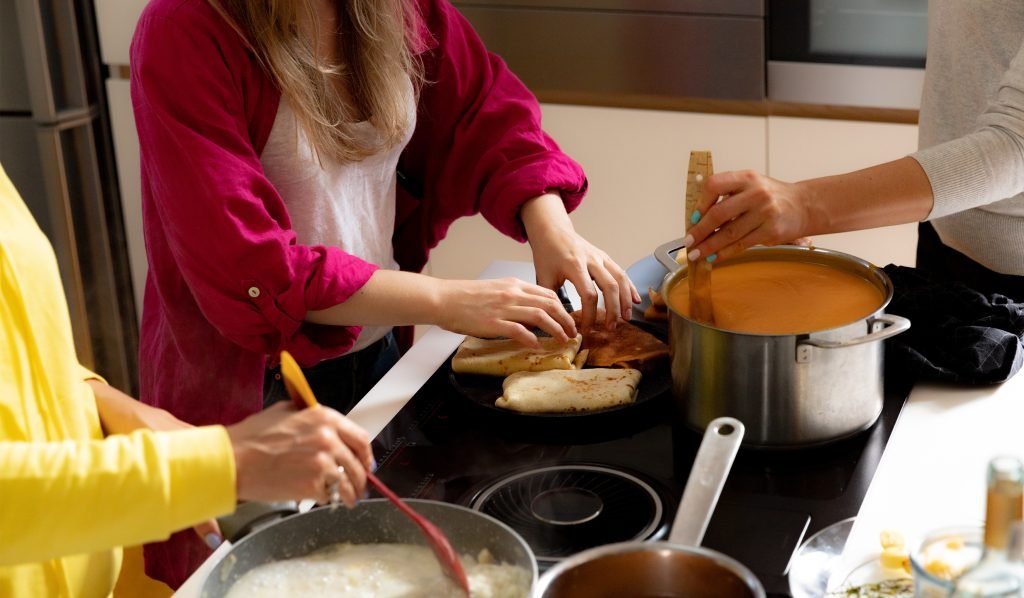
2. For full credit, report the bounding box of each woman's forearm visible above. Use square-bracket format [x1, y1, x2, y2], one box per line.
[305, 267, 576, 345]
[520, 192, 574, 240]
[88, 380, 190, 436]
[305, 269, 443, 327]
[802, 156, 934, 235]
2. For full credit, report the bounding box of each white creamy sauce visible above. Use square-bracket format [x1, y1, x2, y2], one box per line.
[224, 543, 531, 598]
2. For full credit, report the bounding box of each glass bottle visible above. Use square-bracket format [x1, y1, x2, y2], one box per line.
[952, 456, 1024, 597]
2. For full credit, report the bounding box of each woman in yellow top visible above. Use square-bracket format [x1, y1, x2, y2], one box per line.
[0, 162, 373, 596]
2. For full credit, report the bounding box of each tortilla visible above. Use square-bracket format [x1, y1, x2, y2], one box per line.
[495, 368, 642, 413]
[451, 334, 582, 377]
[570, 310, 669, 371]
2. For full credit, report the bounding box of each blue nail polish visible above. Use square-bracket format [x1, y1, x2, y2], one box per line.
[371, 458, 378, 472]
[205, 532, 222, 550]
[690, 210, 701, 225]
[706, 254, 718, 263]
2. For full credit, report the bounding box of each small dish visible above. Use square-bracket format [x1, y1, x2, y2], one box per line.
[788, 518, 912, 598]
[909, 525, 984, 598]
[788, 517, 856, 598]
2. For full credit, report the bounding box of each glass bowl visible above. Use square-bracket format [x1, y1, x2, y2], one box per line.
[909, 525, 984, 598]
[788, 517, 855, 598]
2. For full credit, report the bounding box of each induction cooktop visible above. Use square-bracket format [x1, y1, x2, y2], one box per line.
[369, 355, 910, 597]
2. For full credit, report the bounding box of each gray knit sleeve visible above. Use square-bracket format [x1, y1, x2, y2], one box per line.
[912, 38, 1024, 220]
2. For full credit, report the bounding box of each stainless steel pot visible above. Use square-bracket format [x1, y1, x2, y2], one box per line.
[534, 417, 765, 598]
[655, 239, 910, 448]
[200, 499, 537, 597]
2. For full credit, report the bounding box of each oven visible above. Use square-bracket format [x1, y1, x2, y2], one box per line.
[451, 0, 766, 101]
[767, 0, 927, 109]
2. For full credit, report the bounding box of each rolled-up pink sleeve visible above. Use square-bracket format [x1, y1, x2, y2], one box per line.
[131, 10, 376, 357]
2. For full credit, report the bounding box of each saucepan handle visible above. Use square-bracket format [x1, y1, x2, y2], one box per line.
[667, 417, 745, 547]
[655, 238, 688, 273]
[799, 314, 911, 351]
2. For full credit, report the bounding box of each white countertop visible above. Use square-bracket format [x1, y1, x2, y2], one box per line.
[830, 371, 1024, 589]
[174, 261, 539, 597]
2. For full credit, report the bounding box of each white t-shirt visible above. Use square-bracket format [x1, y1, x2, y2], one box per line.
[261, 83, 416, 353]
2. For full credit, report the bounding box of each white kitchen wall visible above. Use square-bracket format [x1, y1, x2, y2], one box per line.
[95, 0, 147, 320]
[93, 0, 145, 66]
[426, 105, 769, 281]
[768, 116, 920, 267]
[106, 79, 145, 313]
[426, 108, 921, 281]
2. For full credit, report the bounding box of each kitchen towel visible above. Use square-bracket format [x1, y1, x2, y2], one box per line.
[882, 265, 1024, 385]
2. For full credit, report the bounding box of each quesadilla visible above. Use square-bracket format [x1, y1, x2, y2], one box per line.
[495, 368, 642, 413]
[451, 334, 583, 377]
[570, 310, 669, 371]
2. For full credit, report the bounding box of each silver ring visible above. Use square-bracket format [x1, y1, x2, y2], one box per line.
[327, 465, 345, 506]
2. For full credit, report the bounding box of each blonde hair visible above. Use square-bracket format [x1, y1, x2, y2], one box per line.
[209, 0, 422, 162]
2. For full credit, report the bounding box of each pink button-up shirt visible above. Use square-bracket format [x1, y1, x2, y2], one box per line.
[131, 0, 586, 586]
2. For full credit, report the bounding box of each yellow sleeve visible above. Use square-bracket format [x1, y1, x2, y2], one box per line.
[0, 426, 236, 566]
[78, 364, 106, 384]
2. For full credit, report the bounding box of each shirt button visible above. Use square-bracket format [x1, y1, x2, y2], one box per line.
[247, 286, 260, 298]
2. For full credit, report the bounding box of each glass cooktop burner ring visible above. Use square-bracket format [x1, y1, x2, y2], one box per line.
[469, 464, 665, 561]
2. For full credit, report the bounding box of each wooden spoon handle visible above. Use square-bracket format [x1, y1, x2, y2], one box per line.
[686, 150, 715, 325]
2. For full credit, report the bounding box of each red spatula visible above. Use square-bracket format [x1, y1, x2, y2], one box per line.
[278, 351, 471, 596]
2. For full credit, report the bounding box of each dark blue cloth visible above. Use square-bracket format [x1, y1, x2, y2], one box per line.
[883, 265, 1024, 385]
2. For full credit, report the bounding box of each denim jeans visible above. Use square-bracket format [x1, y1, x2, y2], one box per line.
[262, 331, 401, 414]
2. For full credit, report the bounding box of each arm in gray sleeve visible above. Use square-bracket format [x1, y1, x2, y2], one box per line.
[913, 38, 1024, 219]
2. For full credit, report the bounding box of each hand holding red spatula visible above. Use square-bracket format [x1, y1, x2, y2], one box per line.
[278, 350, 472, 596]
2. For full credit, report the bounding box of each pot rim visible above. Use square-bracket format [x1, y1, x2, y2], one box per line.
[201, 498, 538, 596]
[658, 243, 896, 338]
[533, 540, 767, 598]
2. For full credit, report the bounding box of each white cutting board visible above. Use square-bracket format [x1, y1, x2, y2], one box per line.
[831, 372, 1024, 590]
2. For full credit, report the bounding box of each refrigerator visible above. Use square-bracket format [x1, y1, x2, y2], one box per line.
[1, 0, 138, 393]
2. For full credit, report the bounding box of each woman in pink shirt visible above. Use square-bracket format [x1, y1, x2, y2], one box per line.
[131, 0, 637, 586]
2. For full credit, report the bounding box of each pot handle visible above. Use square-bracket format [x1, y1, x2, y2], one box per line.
[655, 238, 688, 273]
[798, 314, 911, 353]
[667, 417, 745, 547]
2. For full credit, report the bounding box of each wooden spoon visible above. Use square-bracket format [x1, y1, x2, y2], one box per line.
[686, 150, 716, 325]
[278, 351, 471, 596]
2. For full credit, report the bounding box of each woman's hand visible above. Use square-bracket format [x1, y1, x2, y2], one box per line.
[226, 402, 373, 508]
[436, 278, 578, 347]
[520, 194, 640, 332]
[683, 171, 813, 263]
[684, 159, 935, 262]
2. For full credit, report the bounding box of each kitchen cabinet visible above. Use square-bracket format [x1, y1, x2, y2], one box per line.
[426, 104, 768, 281]
[427, 106, 920, 281]
[768, 116, 920, 268]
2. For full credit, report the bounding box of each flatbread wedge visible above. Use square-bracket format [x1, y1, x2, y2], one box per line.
[451, 334, 583, 377]
[571, 310, 669, 371]
[495, 368, 642, 413]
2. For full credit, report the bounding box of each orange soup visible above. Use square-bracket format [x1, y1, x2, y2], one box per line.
[667, 259, 884, 334]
